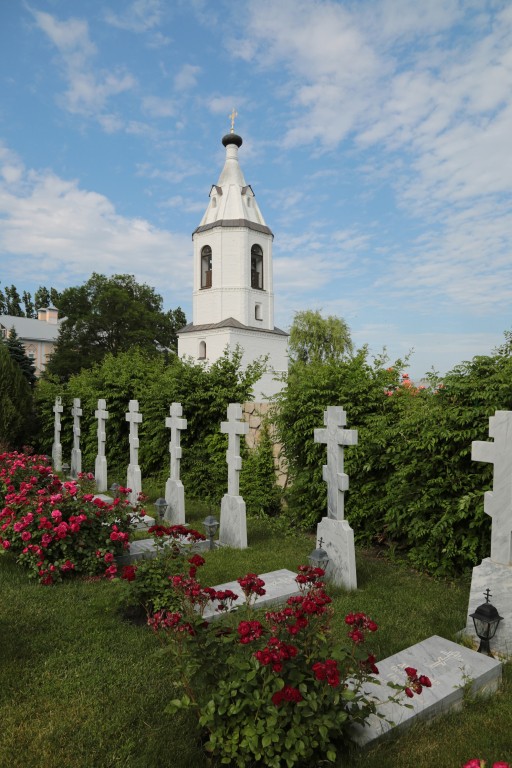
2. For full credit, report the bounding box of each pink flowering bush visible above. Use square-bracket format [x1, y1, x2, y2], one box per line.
[145, 563, 431, 767]
[0, 452, 134, 584]
[463, 762, 510, 768]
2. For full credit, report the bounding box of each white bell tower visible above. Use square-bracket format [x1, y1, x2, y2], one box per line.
[177, 118, 288, 401]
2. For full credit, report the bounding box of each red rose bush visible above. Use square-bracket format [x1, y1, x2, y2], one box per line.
[139, 560, 431, 767]
[0, 452, 134, 584]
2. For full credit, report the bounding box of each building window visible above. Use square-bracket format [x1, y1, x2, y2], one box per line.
[251, 244, 263, 289]
[255, 303, 262, 321]
[198, 340, 206, 359]
[201, 246, 212, 289]
[211, 197, 217, 208]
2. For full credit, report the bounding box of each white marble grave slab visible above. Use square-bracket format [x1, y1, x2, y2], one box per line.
[116, 532, 209, 566]
[92, 495, 155, 530]
[349, 634, 502, 747]
[464, 557, 512, 657]
[202, 568, 299, 622]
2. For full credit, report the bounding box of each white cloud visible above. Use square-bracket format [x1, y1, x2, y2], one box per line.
[142, 95, 175, 118]
[230, 0, 512, 322]
[173, 64, 201, 92]
[160, 195, 205, 213]
[31, 8, 136, 121]
[0, 148, 191, 304]
[104, 0, 164, 33]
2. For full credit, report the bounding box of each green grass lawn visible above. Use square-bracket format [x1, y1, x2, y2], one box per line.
[1, 500, 510, 768]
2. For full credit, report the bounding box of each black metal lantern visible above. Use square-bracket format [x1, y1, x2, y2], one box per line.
[62, 462, 70, 476]
[470, 589, 503, 656]
[203, 515, 219, 550]
[154, 498, 168, 521]
[109, 482, 120, 497]
[308, 537, 329, 571]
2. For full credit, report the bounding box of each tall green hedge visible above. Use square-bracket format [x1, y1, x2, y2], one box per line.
[275, 333, 512, 577]
[35, 347, 269, 506]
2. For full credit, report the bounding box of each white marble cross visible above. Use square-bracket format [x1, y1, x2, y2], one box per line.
[94, 399, 109, 492]
[166, 402, 187, 481]
[221, 403, 248, 496]
[314, 406, 358, 520]
[52, 396, 63, 471]
[70, 398, 82, 478]
[125, 400, 143, 505]
[95, 399, 109, 457]
[472, 410, 512, 565]
[126, 400, 142, 466]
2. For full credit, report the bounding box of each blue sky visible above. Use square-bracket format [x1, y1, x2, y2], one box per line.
[1, 0, 511, 379]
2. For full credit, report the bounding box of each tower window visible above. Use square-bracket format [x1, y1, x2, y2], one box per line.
[198, 340, 206, 359]
[251, 244, 263, 290]
[255, 303, 262, 321]
[201, 246, 212, 289]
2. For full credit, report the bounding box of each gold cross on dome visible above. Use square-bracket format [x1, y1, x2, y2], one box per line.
[229, 107, 238, 133]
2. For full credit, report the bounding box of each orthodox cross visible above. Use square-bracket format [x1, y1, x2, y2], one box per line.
[125, 400, 142, 467]
[166, 402, 187, 481]
[229, 107, 238, 133]
[95, 399, 109, 458]
[314, 406, 358, 520]
[70, 398, 82, 477]
[52, 396, 63, 470]
[220, 403, 248, 496]
[472, 410, 512, 565]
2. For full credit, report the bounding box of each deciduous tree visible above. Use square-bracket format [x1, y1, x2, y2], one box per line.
[45, 273, 186, 380]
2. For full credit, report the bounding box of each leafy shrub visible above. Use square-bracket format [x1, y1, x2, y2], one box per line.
[119, 524, 207, 615]
[35, 346, 263, 502]
[241, 422, 282, 517]
[276, 332, 512, 576]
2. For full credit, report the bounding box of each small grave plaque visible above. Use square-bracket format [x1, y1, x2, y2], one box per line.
[202, 568, 300, 622]
[349, 635, 502, 747]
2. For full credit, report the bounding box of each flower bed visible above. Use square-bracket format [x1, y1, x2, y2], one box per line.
[122, 553, 432, 767]
[0, 451, 135, 584]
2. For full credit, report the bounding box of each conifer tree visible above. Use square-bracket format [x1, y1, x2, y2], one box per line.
[0, 341, 33, 449]
[5, 328, 37, 388]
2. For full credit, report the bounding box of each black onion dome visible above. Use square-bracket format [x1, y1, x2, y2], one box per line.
[222, 132, 243, 148]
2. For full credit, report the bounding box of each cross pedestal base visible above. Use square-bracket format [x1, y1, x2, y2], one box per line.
[316, 517, 357, 591]
[95, 456, 108, 492]
[464, 557, 512, 657]
[164, 478, 185, 525]
[219, 494, 247, 549]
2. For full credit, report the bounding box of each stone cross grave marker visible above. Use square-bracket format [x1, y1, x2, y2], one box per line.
[125, 400, 142, 506]
[314, 405, 358, 520]
[94, 399, 109, 492]
[219, 403, 249, 549]
[464, 410, 512, 654]
[70, 398, 82, 478]
[52, 396, 63, 471]
[472, 410, 512, 565]
[314, 406, 358, 590]
[164, 402, 187, 524]
[221, 402, 248, 496]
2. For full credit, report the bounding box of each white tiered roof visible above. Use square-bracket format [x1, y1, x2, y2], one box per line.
[197, 138, 269, 230]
